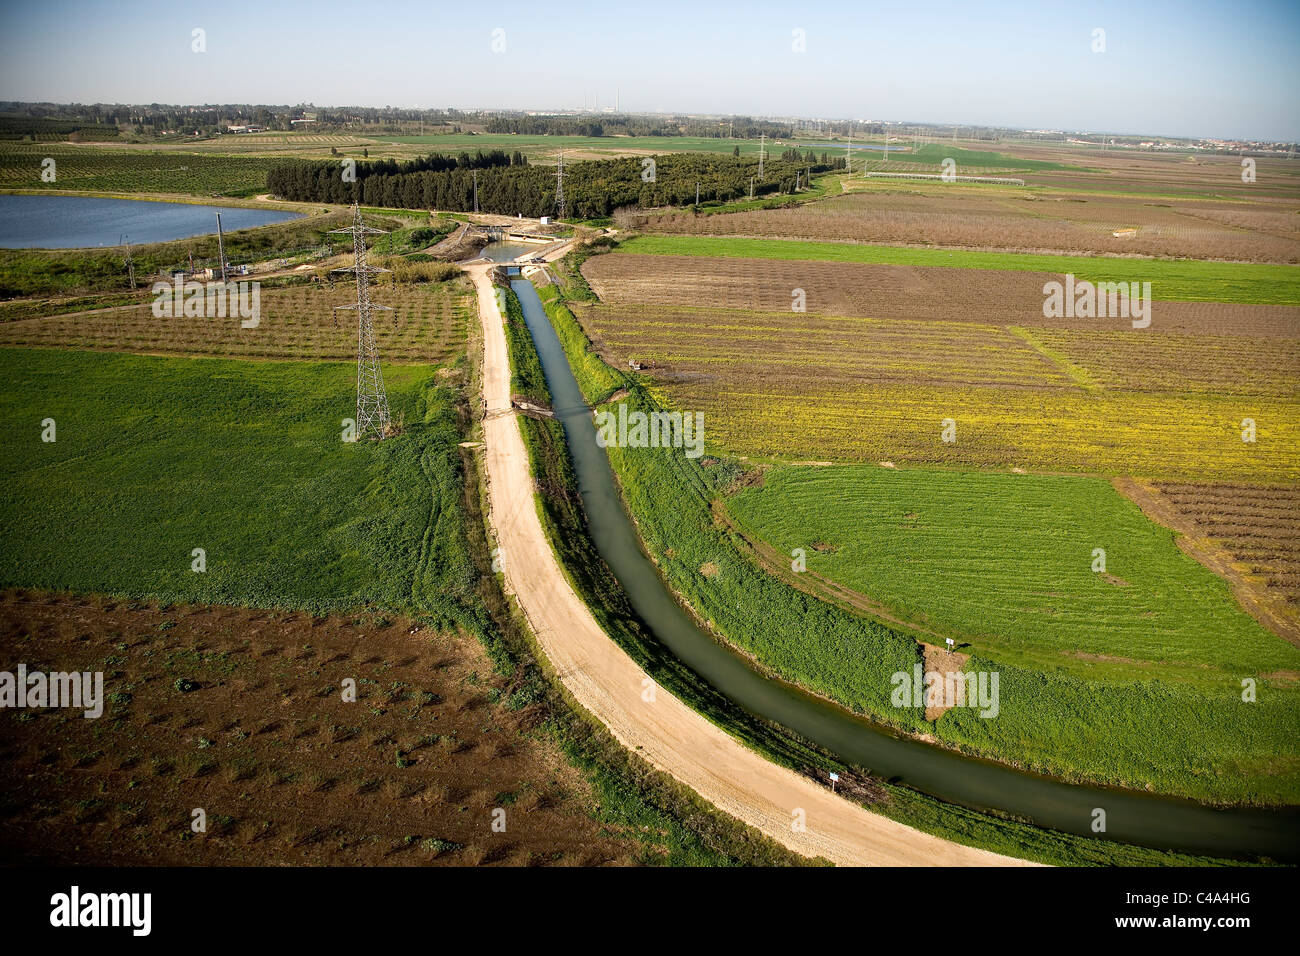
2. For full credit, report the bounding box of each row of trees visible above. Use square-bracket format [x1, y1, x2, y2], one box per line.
[266, 151, 841, 218]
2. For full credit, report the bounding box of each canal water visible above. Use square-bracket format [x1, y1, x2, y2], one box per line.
[0, 195, 303, 249]
[502, 258, 1300, 863]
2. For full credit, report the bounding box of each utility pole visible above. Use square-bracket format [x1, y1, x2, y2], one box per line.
[758, 133, 765, 179]
[555, 150, 566, 219]
[846, 126, 852, 174]
[472, 168, 479, 214]
[749, 176, 754, 200]
[330, 203, 393, 441]
[121, 234, 136, 290]
[215, 213, 227, 282]
[695, 182, 700, 206]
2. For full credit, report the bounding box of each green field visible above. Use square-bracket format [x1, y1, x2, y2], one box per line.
[728, 465, 1300, 684]
[615, 235, 1300, 305]
[810, 142, 1075, 172]
[900, 143, 1075, 170]
[0, 349, 476, 622]
[0, 144, 281, 197]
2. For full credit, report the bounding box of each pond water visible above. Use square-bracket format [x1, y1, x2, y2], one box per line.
[0, 195, 303, 249]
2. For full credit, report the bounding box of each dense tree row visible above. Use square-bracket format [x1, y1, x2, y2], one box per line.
[266, 151, 840, 218]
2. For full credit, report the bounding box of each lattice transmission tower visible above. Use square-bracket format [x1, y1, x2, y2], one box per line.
[555, 150, 566, 219]
[331, 203, 393, 440]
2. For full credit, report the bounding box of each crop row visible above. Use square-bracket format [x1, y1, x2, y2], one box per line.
[0, 145, 279, 196]
[0, 283, 471, 363]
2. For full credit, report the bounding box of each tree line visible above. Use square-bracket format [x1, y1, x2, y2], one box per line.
[265, 151, 840, 218]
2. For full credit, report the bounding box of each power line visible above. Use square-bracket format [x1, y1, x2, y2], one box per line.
[120, 234, 135, 290]
[555, 150, 566, 219]
[330, 203, 393, 441]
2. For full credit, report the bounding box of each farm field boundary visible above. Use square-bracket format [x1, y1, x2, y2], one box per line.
[615, 235, 1300, 306]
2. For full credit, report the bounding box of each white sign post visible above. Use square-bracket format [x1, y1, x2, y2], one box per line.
[829, 772, 840, 793]
[945, 638, 955, 652]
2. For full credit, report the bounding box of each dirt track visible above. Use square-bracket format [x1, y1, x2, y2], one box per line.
[467, 262, 1030, 866]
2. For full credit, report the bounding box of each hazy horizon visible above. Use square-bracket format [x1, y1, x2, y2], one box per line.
[1, 0, 1297, 142]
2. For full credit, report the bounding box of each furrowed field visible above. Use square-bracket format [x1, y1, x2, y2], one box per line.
[637, 183, 1300, 262]
[610, 237, 1300, 304]
[0, 279, 472, 363]
[569, 295, 1300, 480]
[0, 144, 282, 197]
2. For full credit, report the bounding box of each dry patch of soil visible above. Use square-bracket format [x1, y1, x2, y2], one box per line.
[0, 591, 641, 866]
[1113, 478, 1300, 648]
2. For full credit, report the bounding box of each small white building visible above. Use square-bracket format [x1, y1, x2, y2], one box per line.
[539, 216, 551, 226]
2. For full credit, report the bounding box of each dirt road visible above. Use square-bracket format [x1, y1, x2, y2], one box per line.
[468, 262, 1030, 866]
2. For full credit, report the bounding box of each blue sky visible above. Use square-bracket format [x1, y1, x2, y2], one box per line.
[1, 0, 1297, 140]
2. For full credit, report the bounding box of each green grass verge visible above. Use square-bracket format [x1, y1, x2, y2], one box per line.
[616, 235, 1300, 306]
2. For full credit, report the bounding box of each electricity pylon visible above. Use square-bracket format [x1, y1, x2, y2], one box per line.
[555, 150, 566, 219]
[120, 234, 136, 290]
[331, 203, 393, 441]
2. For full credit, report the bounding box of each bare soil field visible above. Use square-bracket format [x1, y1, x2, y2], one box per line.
[0, 280, 472, 362]
[635, 187, 1300, 262]
[1149, 482, 1300, 639]
[0, 591, 642, 866]
[573, 302, 1077, 390]
[1024, 328, 1300, 397]
[999, 148, 1300, 201]
[582, 253, 1300, 336]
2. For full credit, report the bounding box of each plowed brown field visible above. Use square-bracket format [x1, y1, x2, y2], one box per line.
[0, 281, 472, 363]
[583, 253, 1300, 336]
[1154, 482, 1300, 626]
